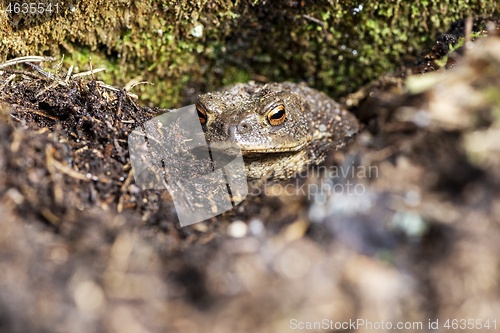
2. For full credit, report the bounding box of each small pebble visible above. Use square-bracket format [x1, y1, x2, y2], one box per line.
[228, 220, 247, 238]
[249, 218, 264, 235]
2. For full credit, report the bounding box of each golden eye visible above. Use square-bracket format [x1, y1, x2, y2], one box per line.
[196, 104, 207, 125]
[267, 104, 286, 126]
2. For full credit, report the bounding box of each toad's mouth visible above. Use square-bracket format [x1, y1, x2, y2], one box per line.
[207, 138, 309, 155]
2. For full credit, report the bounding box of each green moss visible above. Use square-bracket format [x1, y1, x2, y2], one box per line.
[1, 0, 499, 108]
[434, 31, 487, 67]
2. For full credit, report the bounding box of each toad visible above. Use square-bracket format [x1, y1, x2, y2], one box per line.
[196, 82, 359, 179]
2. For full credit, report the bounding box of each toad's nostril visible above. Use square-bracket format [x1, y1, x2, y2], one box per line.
[237, 121, 251, 134]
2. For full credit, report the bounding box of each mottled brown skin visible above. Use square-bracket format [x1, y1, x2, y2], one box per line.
[196, 81, 359, 180]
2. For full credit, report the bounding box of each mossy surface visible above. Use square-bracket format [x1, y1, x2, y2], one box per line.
[1, 0, 499, 108]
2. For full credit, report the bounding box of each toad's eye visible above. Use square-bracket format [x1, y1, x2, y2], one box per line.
[267, 104, 286, 126]
[196, 104, 207, 125]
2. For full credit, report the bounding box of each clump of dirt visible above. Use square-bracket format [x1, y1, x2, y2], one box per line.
[0, 59, 166, 222]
